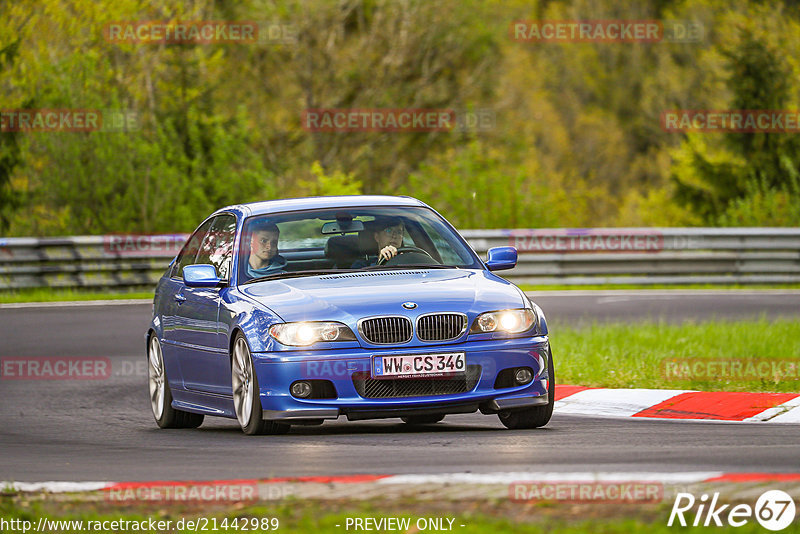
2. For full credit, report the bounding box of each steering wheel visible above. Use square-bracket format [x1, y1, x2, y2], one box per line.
[377, 246, 438, 266]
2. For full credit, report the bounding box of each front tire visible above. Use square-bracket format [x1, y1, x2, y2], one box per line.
[148, 334, 204, 429]
[231, 334, 290, 436]
[499, 348, 555, 430]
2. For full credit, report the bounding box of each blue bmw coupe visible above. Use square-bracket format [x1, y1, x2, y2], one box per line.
[147, 196, 554, 434]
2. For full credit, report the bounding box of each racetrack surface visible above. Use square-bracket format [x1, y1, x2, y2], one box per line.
[1, 291, 799, 482]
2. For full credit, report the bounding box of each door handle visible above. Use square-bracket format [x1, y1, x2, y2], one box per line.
[175, 294, 187, 304]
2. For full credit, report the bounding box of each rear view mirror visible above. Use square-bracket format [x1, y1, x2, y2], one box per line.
[321, 220, 365, 234]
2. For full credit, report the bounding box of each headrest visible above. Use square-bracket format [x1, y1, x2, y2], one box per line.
[326, 231, 380, 261]
[325, 234, 363, 262]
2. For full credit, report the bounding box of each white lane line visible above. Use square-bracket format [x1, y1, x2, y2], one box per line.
[377, 472, 724, 485]
[586, 414, 800, 425]
[5, 481, 112, 492]
[0, 299, 151, 309]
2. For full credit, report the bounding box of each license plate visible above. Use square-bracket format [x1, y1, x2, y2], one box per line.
[372, 352, 466, 379]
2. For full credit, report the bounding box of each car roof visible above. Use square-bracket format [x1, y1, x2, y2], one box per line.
[215, 195, 428, 218]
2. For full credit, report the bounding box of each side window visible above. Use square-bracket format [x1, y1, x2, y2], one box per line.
[196, 214, 237, 279]
[173, 218, 214, 279]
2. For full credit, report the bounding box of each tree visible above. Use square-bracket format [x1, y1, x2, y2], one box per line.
[672, 26, 800, 224]
[0, 38, 29, 231]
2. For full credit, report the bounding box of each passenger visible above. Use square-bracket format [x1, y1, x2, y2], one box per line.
[352, 216, 405, 268]
[246, 221, 287, 278]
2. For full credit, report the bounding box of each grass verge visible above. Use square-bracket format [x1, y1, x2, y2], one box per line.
[2, 494, 795, 534]
[0, 288, 153, 304]
[520, 283, 800, 291]
[551, 318, 800, 392]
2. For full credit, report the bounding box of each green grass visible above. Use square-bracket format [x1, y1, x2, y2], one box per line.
[551, 318, 800, 392]
[2, 495, 797, 534]
[0, 288, 153, 304]
[520, 283, 800, 291]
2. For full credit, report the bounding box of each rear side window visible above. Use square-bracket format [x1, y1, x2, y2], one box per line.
[172, 218, 214, 279]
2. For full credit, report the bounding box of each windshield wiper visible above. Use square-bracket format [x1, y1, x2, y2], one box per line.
[242, 269, 354, 284]
[361, 264, 460, 270]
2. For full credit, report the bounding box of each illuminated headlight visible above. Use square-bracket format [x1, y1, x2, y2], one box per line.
[269, 321, 356, 346]
[469, 309, 536, 335]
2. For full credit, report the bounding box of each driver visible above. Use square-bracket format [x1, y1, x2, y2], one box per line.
[247, 221, 287, 278]
[352, 216, 404, 268]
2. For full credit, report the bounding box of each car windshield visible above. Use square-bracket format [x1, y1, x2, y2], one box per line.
[238, 206, 482, 282]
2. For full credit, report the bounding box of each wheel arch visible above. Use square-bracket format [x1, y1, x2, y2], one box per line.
[145, 328, 157, 358]
[229, 327, 245, 368]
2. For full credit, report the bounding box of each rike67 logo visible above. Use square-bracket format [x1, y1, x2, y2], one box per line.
[669, 490, 796, 531]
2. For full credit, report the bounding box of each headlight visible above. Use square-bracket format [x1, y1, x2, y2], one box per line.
[469, 309, 536, 335]
[269, 321, 356, 346]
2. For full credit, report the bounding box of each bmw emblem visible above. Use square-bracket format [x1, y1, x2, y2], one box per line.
[402, 302, 417, 310]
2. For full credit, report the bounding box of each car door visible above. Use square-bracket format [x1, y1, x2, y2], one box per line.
[175, 214, 237, 396]
[159, 218, 214, 389]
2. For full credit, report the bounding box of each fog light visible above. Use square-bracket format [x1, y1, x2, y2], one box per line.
[514, 367, 533, 385]
[291, 381, 313, 398]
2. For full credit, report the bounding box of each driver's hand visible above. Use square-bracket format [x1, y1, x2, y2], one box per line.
[379, 245, 398, 262]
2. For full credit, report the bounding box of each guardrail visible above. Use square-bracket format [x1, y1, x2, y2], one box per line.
[464, 228, 800, 286]
[0, 235, 186, 291]
[0, 228, 798, 290]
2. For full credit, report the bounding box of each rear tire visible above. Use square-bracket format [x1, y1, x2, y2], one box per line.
[401, 414, 445, 425]
[231, 333, 290, 436]
[148, 334, 204, 429]
[499, 348, 555, 430]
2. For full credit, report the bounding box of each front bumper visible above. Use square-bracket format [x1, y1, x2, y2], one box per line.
[252, 336, 551, 421]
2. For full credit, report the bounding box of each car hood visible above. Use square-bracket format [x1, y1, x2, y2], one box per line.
[238, 269, 525, 324]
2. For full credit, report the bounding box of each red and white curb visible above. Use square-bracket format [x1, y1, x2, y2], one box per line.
[5, 472, 800, 498]
[555, 385, 800, 423]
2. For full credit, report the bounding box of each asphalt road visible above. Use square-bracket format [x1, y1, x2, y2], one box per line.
[1, 291, 799, 482]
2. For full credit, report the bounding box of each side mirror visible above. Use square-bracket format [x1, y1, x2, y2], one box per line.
[183, 264, 222, 287]
[485, 246, 518, 271]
